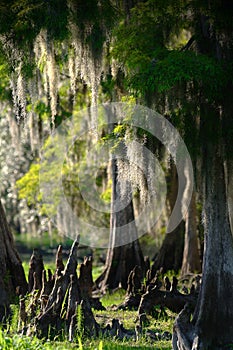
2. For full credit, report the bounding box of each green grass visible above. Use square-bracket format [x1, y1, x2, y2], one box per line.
[92, 265, 105, 282]
[5, 289, 173, 350]
[101, 289, 126, 308]
[0, 329, 172, 349]
[22, 261, 57, 281]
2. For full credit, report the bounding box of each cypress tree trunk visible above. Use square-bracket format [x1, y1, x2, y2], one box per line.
[181, 191, 201, 276]
[226, 154, 233, 234]
[193, 145, 233, 347]
[173, 144, 233, 349]
[173, 7, 233, 348]
[0, 200, 28, 321]
[152, 224, 184, 274]
[95, 159, 145, 291]
[152, 162, 185, 274]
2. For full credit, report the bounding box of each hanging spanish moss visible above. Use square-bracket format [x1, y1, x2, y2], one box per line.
[46, 41, 58, 126]
[126, 137, 149, 206]
[6, 110, 20, 148]
[117, 158, 131, 201]
[34, 30, 58, 128]
[0, 0, 118, 241]
[70, 34, 102, 129]
[10, 63, 27, 123]
[28, 111, 40, 153]
[34, 31, 47, 86]
[68, 50, 77, 98]
[27, 78, 42, 152]
[67, 0, 111, 131]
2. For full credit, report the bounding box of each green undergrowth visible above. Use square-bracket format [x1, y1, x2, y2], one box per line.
[92, 265, 105, 281]
[3, 288, 173, 350]
[0, 330, 172, 350]
[0, 329, 172, 349]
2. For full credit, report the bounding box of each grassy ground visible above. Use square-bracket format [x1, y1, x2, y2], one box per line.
[9, 233, 174, 349]
[1, 289, 174, 349]
[0, 330, 172, 350]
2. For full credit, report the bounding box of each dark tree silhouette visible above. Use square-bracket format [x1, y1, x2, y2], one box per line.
[0, 200, 27, 321]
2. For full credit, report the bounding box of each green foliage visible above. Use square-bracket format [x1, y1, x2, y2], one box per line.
[16, 163, 40, 206]
[112, 0, 229, 99]
[0, 0, 117, 109]
[129, 50, 226, 97]
[33, 101, 50, 121]
[100, 181, 112, 204]
[0, 52, 11, 101]
[100, 74, 116, 100]
[111, 0, 186, 68]
[0, 0, 69, 47]
[69, 0, 118, 59]
[109, 0, 233, 166]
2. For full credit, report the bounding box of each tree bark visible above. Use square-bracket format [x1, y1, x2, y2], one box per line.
[181, 191, 201, 276]
[226, 160, 233, 233]
[152, 224, 184, 275]
[193, 146, 233, 347]
[173, 145, 233, 349]
[95, 158, 145, 291]
[152, 163, 185, 274]
[173, 8, 233, 349]
[0, 200, 28, 321]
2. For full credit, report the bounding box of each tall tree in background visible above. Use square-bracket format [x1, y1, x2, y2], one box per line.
[96, 158, 145, 291]
[152, 162, 185, 274]
[0, 200, 27, 321]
